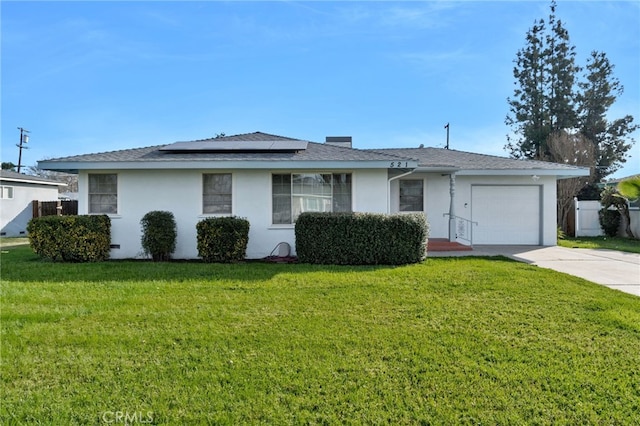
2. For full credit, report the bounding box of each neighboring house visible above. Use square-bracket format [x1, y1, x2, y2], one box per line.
[38, 132, 589, 259]
[0, 170, 66, 237]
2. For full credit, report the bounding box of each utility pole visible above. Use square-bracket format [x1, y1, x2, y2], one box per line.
[17, 127, 30, 173]
[444, 123, 450, 149]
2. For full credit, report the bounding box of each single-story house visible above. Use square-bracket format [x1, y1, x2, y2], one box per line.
[38, 131, 589, 259]
[0, 170, 66, 237]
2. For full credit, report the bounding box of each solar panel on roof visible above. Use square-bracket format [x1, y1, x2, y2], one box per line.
[159, 140, 308, 152]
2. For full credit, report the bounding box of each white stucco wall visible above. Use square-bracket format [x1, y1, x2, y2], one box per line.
[0, 182, 60, 237]
[425, 174, 452, 239]
[389, 173, 557, 245]
[77, 168, 560, 259]
[79, 168, 389, 260]
[456, 175, 557, 246]
[388, 173, 447, 238]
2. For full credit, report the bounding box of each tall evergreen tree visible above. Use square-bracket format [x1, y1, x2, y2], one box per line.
[577, 51, 638, 180]
[507, 1, 636, 181]
[505, 20, 548, 159]
[506, 1, 578, 159]
[545, 2, 579, 132]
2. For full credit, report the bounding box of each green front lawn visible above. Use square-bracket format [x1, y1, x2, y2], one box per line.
[559, 235, 640, 253]
[2, 245, 639, 424]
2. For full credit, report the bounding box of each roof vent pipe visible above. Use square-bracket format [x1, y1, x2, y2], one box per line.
[325, 136, 352, 149]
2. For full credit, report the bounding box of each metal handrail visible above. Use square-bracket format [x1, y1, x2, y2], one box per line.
[443, 214, 478, 246]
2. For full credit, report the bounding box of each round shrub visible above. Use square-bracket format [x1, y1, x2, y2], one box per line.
[196, 216, 250, 263]
[598, 209, 620, 237]
[140, 211, 177, 261]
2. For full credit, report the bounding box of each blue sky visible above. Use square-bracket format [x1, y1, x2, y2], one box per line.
[2, 1, 639, 179]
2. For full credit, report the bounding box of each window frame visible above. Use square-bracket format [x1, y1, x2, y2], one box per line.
[0, 186, 14, 200]
[271, 172, 353, 225]
[399, 179, 424, 212]
[88, 173, 118, 214]
[202, 173, 233, 215]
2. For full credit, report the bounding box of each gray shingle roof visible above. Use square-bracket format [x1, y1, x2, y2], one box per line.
[39, 131, 588, 174]
[183, 132, 301, 142]
[371, 147, 587, 171]
[0, 169, 66, 185]
[41, 132, 406, 164]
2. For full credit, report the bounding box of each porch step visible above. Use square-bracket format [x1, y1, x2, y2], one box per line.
[427, 238, 473, 252]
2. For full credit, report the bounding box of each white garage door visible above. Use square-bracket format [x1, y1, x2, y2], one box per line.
[471, 185, 541, 245]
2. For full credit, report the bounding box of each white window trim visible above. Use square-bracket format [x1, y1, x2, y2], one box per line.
[1, 186, 14, 199]
[399, 178, 425, 212]
[201, 172, 234, 216]
[270, 171, 353, 225]
[88, 173, 118, 215]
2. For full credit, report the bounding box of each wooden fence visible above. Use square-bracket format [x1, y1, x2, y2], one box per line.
[32, 200, 78, 218]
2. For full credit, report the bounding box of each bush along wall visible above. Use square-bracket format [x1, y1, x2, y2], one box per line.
[27, 215, 111, 262]
[140, 211, 177, 261]
[196, 217, 250, 263]
[295, 212, 429, 265]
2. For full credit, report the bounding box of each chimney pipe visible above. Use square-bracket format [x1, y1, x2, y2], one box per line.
[325, 136, 352, 149]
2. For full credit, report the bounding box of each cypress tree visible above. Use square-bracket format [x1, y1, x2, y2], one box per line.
[506, 1, 636, 180]
[577, 51, 638, 180]
[505, 20, 548, 159]
[506, 1, 578, 160]
[545, 2, 579, 133]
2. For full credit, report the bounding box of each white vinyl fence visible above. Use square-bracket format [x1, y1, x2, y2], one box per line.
[574, 198, 603, 237]
[574, 197, 640, 238]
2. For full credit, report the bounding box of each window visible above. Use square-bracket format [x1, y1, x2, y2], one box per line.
[203, 173, 232, 214]
[272, 174, 292, 224]
[399, 180, 423, 212]
[332, 173, 352, 213]
[89, 174, 117, 214]
[272, 173, 352, 224]
[1, 186, 14, 199]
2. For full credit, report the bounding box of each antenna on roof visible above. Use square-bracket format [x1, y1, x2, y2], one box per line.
[444, 123, 450, 150]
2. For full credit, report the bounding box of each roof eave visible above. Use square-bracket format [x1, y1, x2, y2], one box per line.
[38, 159, 420, 172]
[455, 168, 590, 177]
[0, 176, 67, 186]
[414, 166, 460, 173]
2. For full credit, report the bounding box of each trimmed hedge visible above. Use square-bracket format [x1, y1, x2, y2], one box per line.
[599, 209, 621, 237]
[196, 217, 250, 263]
[295, 212, 429, 265]
[141, 211, 177, 261]
[27, 215, 111, 262]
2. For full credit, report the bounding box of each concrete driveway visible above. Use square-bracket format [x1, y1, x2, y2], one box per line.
[429, 245, 640, 297]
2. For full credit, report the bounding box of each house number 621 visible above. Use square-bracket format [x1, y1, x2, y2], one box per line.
[390, 161, 409, 168]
